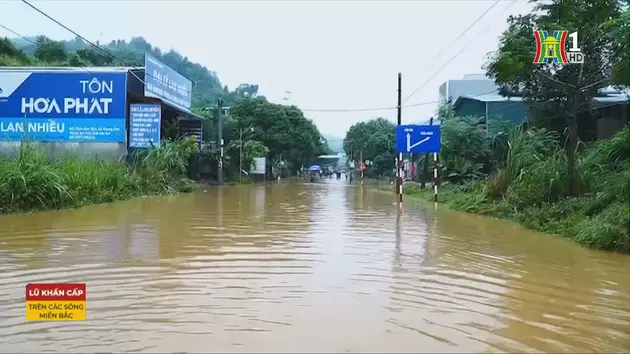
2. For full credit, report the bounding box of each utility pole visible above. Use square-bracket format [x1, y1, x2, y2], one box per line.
[537, 66, 599, 196]
[239, 128, 244, 184]
[396, 73, 403, 204]
[421, 117, 434, 190]
[359, 149, 364, 186]
[239, 125, 254, 184]
[217, 98, 224, 186]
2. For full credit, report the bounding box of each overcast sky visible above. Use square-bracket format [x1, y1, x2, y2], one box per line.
[0, 0, 533, 137]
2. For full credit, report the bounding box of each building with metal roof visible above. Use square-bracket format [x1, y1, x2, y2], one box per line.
[452, 90, 627, 139]
[0, 55, 203, 160]
[433, 74, 627, 139]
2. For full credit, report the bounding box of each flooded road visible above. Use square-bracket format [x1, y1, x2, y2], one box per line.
[0, 180, 629, 353]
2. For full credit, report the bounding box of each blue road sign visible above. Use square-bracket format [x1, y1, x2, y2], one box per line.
[0, 71, 127, 142]
[144, 54, 192, 112]
[395, 125, 441, 153]
[129, 103, 161, 148]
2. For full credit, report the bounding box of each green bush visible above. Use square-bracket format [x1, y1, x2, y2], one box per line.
[0, 137, 198, 214]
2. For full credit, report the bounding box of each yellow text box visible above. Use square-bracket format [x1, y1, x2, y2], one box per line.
[25, 301, 86, 321]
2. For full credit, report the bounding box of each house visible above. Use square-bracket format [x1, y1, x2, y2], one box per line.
[438, 74, 499, 103]
[0, 55, 204, 159]
[453, 89, 627, 140]
[453, 93, 527, 129]
[436, 74, 627, 140]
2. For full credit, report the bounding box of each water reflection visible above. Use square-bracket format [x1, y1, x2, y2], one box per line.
[0, 181, 628, 352]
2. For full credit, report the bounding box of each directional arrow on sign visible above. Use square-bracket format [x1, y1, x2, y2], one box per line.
[396, 125, 441, 154]
[406, 133, 430, 152]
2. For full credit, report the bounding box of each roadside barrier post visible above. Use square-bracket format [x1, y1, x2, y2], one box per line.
[396, 73, 403, 205]
[433, 152, 439, 202]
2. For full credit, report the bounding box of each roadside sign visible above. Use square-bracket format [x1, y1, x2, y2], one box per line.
[395, 125, 441, 153]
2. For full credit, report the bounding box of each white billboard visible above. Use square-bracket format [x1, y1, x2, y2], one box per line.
[251, 157, 266, 174]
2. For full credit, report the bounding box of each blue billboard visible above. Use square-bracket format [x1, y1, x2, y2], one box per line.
[129, 103, 161, 148]
[0, 71, 127, 142]
[144, 54, 192, 112]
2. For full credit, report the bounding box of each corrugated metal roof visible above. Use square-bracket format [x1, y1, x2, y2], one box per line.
[594, 94, 628, 103]
[458, 93, 628, 104]
[462, 74, 492, 80]
[459, 94, 524, 102]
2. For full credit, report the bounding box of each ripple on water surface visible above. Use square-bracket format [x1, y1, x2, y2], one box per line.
[0, 180, 629, 353]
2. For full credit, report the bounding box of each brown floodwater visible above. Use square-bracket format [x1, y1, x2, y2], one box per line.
[0, 179, 629, 353]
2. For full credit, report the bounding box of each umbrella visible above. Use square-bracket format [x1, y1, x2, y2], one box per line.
[308, 165, 321, 172]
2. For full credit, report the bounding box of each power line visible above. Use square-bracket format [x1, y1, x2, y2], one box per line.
[20, 0, 202, 101]
[18, 0, 511, 114]
[20, 0, 139, 69]
[300, 89, 499, 113]
[0, 21, 499, 115]
[15, 0, 627, 118]
[402, 0, 516, 105]
[427, 0, 501, 71]
[0, 23, 37, 46]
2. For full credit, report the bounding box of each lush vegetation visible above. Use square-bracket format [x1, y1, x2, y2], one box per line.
[198, 99, 330, 182]
[351, 0, 629, 253]
[0, 35, 330, 211]
[401, 120, 628, 253]
[343, 118, 396, 177]
[0, 138, 199, 214]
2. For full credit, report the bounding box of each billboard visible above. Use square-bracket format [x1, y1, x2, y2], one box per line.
[144, 54, 192, 112]
[251, 157, 266, 174]
[0, 71, 127, 142]
[129, 103, 161, 148]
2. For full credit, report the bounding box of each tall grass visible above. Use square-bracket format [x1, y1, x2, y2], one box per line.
[401, 125, 629, 253]
[0, 137, 199, 214]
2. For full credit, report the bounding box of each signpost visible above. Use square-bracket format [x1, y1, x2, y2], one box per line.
[144, 54, 193, 113]
[395, 124, 441, 202]
[395, 125, 441, 154]
[129, 103, 161, 148]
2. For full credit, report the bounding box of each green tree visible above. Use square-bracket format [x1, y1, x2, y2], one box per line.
[0, 37, 31, 64]
[225, 139, 269, 178]
[227, 98, 330, 174]
[64, 53, 88, 67]
[34, 35, 67, 63]
[484, 0, 626, 196]
[343, 118, 396, 176]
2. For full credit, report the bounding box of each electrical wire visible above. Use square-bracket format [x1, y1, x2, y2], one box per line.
[300, 89, 499, 112]
[20, 0, 201, 101]
[0, 23, 36, 46]
[402, 0, 518, 105]
[430, 0, 502, 63]
[14, 0, 628, 118]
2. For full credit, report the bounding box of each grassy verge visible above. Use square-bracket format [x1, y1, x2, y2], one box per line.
[380, 128, 629, 254]
[0, 138, 200, 214]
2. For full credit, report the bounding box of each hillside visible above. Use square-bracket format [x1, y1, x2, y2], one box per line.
[2, 35, 260, 110]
